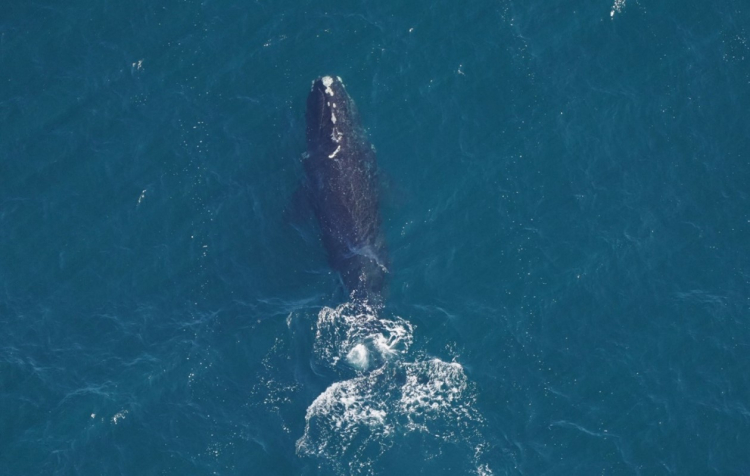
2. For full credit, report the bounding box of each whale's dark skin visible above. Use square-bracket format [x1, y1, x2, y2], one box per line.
[303, 76, 388, 299]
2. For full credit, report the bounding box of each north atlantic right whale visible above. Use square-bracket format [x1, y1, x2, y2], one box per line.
[302, 76, 388, 300]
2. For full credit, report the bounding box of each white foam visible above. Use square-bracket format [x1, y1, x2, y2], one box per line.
[346, 344, 370, 370]
[296, 370, 392, 461]
[312, 302, 413, 372]
[297, 283, 491, 472]
[297, 358, 489, 473]
[399, 360, 469, 431]
[610, 0, 625, 17]
[112, 410, 128, 425]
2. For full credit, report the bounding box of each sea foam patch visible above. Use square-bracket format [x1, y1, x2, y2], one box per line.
[301, 288, 491, 473]
[297, 359, 491, 474]
[313, 301, 413, 373]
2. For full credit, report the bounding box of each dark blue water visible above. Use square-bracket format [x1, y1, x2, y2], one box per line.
[2, 1, 749, 474]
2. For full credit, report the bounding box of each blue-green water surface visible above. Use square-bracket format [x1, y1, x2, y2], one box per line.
[2, 1, 749, 474]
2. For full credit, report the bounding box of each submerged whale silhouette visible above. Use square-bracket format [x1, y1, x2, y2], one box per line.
[302, 76, 388, 299]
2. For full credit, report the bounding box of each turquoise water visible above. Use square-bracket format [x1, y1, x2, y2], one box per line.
[2, 0, 749, 474]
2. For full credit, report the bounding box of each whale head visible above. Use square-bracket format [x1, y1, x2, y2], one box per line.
[306, 76, 354, 154]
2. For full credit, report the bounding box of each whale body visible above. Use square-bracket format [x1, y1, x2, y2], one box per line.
[303, 76, 387, 299]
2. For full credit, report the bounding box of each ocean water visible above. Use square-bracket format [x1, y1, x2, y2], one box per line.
[2, 0, 749, 474]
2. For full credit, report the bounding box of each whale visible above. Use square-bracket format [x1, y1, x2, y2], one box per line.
[302, 75, 388, 300]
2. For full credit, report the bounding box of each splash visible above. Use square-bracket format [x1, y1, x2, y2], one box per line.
[297, 301, 493, 475]
[610, 0, 626, 17]
[313, 301, 413, 373]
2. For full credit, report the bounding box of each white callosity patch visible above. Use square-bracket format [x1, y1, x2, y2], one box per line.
[328, 101, 337, 124]
[328, 145, 341, 159]
[322, 76, 335, 96]
[329, 100, 343, 155]
[330, 127, 343, 143]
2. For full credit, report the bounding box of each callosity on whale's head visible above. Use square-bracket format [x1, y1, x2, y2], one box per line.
[305, 76, 357, 157]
